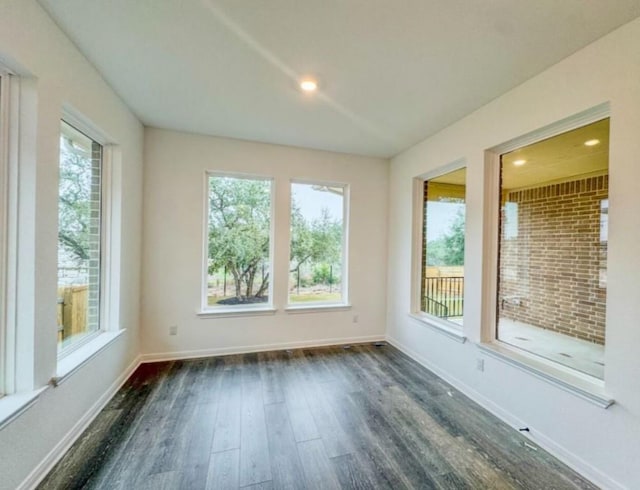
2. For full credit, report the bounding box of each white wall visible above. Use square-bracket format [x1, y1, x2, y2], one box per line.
[0, 1, 143, 489]
[387, 17, 640, 489]
[2, 1, 635, 488]
[142, 129, 388, 358]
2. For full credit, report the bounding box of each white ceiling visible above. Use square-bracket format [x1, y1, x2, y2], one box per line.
[39, 0, 640, 158]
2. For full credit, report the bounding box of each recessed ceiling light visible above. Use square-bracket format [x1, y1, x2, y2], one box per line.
[584, 139, 600, 147]
[300, 79, 318, 93]
[513, 159, 526, 166]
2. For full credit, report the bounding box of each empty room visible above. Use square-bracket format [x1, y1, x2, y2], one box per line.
[1, 1, 640, 489]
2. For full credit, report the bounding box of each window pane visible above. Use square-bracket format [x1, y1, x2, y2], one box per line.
[497, 118, 609, 379]
[420, 168, 465, 325]
[206, 175, 272, 308]
[57, 121, 102, 352]
[289, 183, 345, 304]
[0, 74, 6, 394]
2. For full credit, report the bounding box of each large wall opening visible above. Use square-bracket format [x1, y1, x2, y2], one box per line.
[496, 118, 609, 379]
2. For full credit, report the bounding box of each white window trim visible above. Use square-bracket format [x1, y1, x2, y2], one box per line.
[55, 329, 126, 384]
[0, 67, 20, 397]
[200, 171, 276, 315]
[196, 306, 277, 319]
[0, 102, 123, 423]
[0, 68, 11, 396]
[57, 109, 121, 366]
[0, 386, 48, 431]
[481, 102, 614, 407]
[285, 304, 352, 314]
[0, 71, 44, 422]
[410, 159, 466, 339]
[409, 313, 466, 343]
[286, 178, 350, 310]
[477, 341, 613, 408]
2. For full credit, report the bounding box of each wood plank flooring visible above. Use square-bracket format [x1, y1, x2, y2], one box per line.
[38, 343, 597, 489]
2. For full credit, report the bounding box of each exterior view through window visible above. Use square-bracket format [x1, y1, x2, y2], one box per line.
[57, 121, 102, 352]
[206, 175, 272, 308]
[289, 182, 346, 305]
[420, 168, 465, 325]
[497, 118, 609, 379]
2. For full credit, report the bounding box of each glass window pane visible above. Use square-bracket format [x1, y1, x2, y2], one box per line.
[289, 182, 345, 305]
[0, 74, 5, 394]
[496, 118, 609, 379]
[206, 175, 272, 308]
[57, 121, 102, 352]
[420, 168, 466, 325]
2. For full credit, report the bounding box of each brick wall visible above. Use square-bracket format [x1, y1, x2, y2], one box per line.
[87, 141, 102, 332]
[498, 174, 608, 345]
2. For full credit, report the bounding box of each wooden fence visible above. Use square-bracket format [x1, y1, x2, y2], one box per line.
[57, 285, 88, 342]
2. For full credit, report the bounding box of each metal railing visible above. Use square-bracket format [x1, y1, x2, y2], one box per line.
[424, 297, 449, 317]
[423, 276, 464, 318]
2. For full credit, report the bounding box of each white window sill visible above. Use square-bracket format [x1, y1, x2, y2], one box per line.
[285, 303, 352, 314]
[55, 329, 126, 385]
[409, 313, 466, 343]
[0, 386, 49, 431]
[197, 306, 277, 319]
[478, 341, 614, 409]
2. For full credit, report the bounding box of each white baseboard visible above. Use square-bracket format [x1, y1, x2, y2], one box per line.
[385, 335, 624, 490]
[18, 355, 142, 490]
[141, 334, 386, 363]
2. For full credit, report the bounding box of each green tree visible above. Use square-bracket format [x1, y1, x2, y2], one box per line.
[427, 207, 465, 266]
[312, 263, 339, 285]
[58, 136, 93, 263]
[290, 205, 342, 278]
[208, 177, 271, 300]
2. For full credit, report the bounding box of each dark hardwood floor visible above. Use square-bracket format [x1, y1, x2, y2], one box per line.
[38, 343, 597, 489]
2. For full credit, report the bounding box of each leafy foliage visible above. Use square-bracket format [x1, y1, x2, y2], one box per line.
[58, 136, 94, 264]
[426, 207, 465, 266]
[312, 263, 338, 285]
[208, 177, 271, 299]
[207, 178, 344, 303]
[290, 205, 342, 276]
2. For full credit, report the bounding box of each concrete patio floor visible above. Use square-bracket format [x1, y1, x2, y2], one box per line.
[498, 318, 604, 379]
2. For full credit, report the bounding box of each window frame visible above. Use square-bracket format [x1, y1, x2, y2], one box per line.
[286, 178, 350, 310]
[0, 67, 13, 396]
[200, 171, 276, 316]
[57, 113, 113, 360]
[410, 160, 467, 342]
[479, 103, 614, 408]
[0, 66, 21, 398]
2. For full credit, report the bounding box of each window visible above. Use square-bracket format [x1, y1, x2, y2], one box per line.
[0, 67, 18, 395]
[0, 70, 10, 394]
[205, 174, 273, 310]
[57, 121, 103, 354]
[288, 181, 348, 306]
[417, 167, 466, 326]
[496, 118, 609, 379]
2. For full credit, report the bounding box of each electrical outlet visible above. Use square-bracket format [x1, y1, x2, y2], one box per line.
[169, 325, 178, 336]
[476, 358, 484, 372]
[353, 314, 359, 323]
